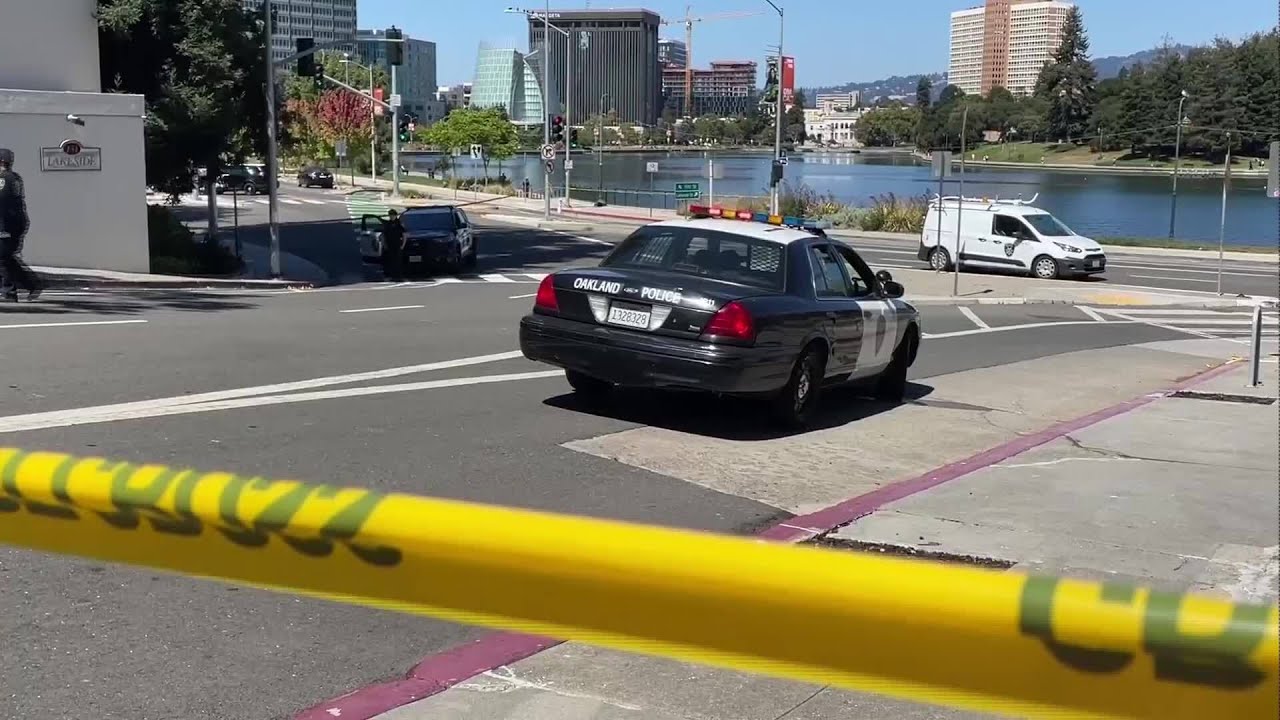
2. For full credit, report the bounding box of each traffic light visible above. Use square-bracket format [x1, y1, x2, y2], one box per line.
[313, 67, 325, 90]
[386, 26, 403, 66]
[296, 38, 315, 78]
[569, 128, 579, 148]
[770, 159, 784, 186]
[550, 115, 565, 145]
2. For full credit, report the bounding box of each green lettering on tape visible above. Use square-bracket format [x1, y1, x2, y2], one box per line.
[1018, 575, 1136, 674]
[1143, 590, 1269, 688]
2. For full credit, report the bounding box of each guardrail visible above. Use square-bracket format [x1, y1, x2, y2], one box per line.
[0, 447, 1274, 719]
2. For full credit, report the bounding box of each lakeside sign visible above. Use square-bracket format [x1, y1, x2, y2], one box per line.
[40, 140, 101, 172]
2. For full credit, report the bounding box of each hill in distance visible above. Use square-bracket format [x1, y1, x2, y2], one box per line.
[806, 45, 1194, 105]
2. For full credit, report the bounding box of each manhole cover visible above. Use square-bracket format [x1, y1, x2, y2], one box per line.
[1168, 391, 1276, 405]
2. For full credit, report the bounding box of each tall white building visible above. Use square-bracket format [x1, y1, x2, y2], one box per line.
[948, 0, 1073, 97]
[243, 0, 358, 62]
[357, 29, 443, 122]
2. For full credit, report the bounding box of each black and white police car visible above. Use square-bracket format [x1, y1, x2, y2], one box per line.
[519, 205, 922, 427]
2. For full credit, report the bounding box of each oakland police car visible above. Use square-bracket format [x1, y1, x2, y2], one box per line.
[519, 206, 922, 427]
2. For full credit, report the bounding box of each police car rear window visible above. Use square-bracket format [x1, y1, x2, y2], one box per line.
[601, 227, 786, 291]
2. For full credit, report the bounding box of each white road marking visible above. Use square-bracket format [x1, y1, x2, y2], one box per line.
[0, 350, 526, 434]
[509, 292, 536, 299]
[480, 273, 516, 283]
[1076, 306, 1108, 322]
[252, 198, 270, 205]
[338, 304, 425, 314]
[523, 273, 548, 281]
[1103, 261, 1277, 278]
[574, 235, 613, 246]
[1130, 274, 1217, 284]
[0, 319, 148, 330]
[0, 370, 563, 434]
[922, 319, 1142, 340]
[957, 306, 989, 330]
[279, 198, 303, 205]
[297, 198, 327, 205]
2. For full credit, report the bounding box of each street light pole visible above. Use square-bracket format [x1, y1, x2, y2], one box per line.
[543, 0, 551, 219]
[564, 30, 572, 205]
[1169, 89, 1188, 239]
[765, 0, 784, 216]
[598, 93, 609, 198]
[263, 0, 282, 278]
[391, 62, 400, 199]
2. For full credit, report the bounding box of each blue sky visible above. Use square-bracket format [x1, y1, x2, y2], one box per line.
[357, 0, 1277, 87]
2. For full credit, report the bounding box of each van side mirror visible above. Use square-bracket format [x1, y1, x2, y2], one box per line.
[883, 280, 905, 299]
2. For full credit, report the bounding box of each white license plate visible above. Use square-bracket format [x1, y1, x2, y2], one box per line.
[408, 255, 422, 262]
[1089, 260, 1101, 268]
[606, 305, 651, 329]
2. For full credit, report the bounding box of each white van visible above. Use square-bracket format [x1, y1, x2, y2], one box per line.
[917, 196, 1106, 280]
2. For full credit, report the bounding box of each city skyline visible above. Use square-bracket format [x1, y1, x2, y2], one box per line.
[357, 0, 1273, 87]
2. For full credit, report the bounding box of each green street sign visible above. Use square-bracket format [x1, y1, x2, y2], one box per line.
[675, 182, 701, 199]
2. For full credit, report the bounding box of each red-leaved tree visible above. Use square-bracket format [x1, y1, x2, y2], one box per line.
[315, 89, 372, 152]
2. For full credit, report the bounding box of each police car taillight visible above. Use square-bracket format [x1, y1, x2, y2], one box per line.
[534, 275, 559, 312]
[702, 301, 755, 342]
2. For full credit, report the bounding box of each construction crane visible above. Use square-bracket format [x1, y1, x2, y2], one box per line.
[660, 6, 763, 118]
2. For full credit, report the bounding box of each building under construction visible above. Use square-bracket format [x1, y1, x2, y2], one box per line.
[526, 8, 661, 126]
[661, 60, 758, 118]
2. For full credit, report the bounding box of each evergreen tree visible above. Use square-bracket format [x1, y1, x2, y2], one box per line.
[1034, 6, 1097, 141]
[915, 76, 932, 109]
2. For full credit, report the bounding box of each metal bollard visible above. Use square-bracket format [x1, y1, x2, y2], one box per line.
[1248, 304, 1263, 387]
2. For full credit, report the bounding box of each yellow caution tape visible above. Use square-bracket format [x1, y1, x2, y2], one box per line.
[0, 447, 1274, 719]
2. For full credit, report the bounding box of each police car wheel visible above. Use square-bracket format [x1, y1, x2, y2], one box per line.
[929, 247, 951, 272]
[1032, 255, 1059, 280]
[873, 332, 913, 402]
[771, 345, 825, 428]
[565, 370, 611, 401]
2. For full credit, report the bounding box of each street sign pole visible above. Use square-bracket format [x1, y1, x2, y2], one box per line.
[1217, 132, 1231, 296]
[263, 0, 282, 278]
[1268, 141, 1279, 200]
[954, 105, 968, 297]
[931, 151, 952, 277]
[542, 0, 551, 220]
[390, 64, 400, 199]
[709, 157, 715, 207]
[647, 161, 657, 218]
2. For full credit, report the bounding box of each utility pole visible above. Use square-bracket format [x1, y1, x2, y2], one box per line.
[564, 30, 573, 206]
[765, 0, 784, 215]
[953, 104, 968, 297]
[543, 0, 552, 220]
[390, 63, 400, 198]
[263, 0, 282, 278]
[1169, 89, 1189, 238]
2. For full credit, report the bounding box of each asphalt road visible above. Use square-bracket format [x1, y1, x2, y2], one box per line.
[0, 215, 1267, 719]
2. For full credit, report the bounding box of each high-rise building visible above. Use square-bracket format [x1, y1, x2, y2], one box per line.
[242, 0, 357, 63]
[658, 38, 687, 69]
[470, 46, 544, 126]
[437, 84, 472, 112]
[816, 91, 861, 112]
[356, 28, 442, 121]
[948, 0, 1073, 97]
[662, 60, 757, 117]
[527, 9, 661, 126]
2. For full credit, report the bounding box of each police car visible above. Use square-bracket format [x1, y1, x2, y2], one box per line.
[519, 206, 922, 427]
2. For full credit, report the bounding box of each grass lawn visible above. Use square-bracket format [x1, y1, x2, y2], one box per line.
[1099, 235, 1276, 254]
[971, 142, 1262, 169]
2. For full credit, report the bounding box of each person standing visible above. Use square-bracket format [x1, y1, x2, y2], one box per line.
[380, 209, 406, 282]
[0, 148, 43, 301]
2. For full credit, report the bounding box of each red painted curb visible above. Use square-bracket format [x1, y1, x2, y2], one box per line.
[292, 358, 1241, 720]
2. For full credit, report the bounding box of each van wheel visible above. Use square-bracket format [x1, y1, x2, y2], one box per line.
[928, 247, 952, 272]
[1032, 255, 1059, 280]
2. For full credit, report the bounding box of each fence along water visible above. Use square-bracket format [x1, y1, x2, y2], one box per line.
[0, 447, 1274, 719]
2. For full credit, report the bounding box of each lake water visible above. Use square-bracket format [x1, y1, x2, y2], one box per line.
[404, 150, 1278, 247]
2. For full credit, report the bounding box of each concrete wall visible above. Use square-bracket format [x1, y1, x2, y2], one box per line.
[0, 0, 100, 93]
[0, 90, 149, 273]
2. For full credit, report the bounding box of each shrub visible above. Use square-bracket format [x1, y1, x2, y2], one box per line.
[147, 205, 241, 276]
[860, 193, 927, 234]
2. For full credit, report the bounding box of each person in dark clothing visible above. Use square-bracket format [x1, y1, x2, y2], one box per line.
[380, 209, 406, 281]
[0, 148, 42, 302]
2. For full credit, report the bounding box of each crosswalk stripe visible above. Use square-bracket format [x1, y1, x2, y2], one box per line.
[522, 273, 548, 281]
[279, 198, 302, 205]
[298, 198, 327, 205]
[479, 274, 515, 283]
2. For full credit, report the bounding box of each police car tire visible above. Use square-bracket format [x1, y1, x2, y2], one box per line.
[928, 247, 951, 272]
[463, 241, 478, 268]
[771, 345, 825, 428]
[873, 334, 912, 402]
[565, 370, 611, 400]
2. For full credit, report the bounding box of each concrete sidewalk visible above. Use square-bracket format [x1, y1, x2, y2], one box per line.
[301, 340, 1278, 720]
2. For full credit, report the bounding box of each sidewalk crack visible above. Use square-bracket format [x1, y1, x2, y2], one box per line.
[772, 687, 826, 720]
[1064, 434, 1265, 470]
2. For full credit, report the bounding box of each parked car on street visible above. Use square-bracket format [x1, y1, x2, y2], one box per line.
[214, 164, 278, 195]
[297, 165, 335, 189]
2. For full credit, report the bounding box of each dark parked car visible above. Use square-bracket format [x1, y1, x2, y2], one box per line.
[214, 165, 277, 195]
[518, 207, 922, 427]
[297, 165, 335, 189]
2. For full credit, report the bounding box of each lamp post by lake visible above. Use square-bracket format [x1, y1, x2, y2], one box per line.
[1169, 89, 1189, 239]
[764, 0, 784, 216]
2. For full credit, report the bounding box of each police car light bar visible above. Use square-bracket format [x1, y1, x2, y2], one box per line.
[687, 205, 831, 233]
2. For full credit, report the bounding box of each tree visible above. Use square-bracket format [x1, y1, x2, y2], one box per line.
[422, 107, 518, 181]
[785, 89, 808, 144]
[1034, 6, 1097, 141]
[855, 107, 919, 147]
[617, 124, 641, 146]
[693, 115, 724, 143]
[937, 84, 966, 106]
[314, 89, 373, 155]
[98, 0, 267, 196]
[916, 76, 933, 109]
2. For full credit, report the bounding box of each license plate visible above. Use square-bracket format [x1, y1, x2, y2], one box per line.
[1089, 260, 1101, 268]
[408, 255, 422, 262]
[606, 304, 651, 330]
